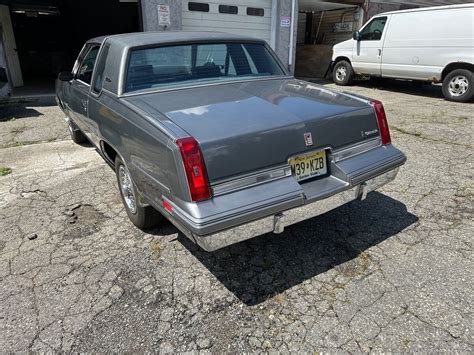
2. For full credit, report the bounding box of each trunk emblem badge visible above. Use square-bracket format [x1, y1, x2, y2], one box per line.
[304, 132, 313, 146]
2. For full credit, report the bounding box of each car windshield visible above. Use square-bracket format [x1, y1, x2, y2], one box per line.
[124, 42, 285, 93]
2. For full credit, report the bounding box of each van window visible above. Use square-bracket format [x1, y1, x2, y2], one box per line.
[359, 17, 387, 41]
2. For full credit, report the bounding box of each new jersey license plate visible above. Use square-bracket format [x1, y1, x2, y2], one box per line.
[289, 150, 328, 182]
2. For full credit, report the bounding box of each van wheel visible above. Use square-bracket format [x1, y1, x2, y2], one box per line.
[442, 69, 474, 103]
[115, 156, 163, 229]
[67, 119, 87, 144]
[333, 60, 354, 86]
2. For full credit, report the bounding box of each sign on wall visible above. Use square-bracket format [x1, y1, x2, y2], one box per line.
[280, 16, 291, 27]
[158, 4, 171, 26]
[333, 22, 353, 33]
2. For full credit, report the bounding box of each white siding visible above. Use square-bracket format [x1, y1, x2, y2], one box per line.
[182, 0, 273, 44]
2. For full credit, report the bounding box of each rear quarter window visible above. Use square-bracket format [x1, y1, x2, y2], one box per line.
[92, 44, 110, 94]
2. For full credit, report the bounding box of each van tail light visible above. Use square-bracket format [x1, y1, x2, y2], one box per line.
[176, 137, 212, 202]
[371, 100, 391, 145]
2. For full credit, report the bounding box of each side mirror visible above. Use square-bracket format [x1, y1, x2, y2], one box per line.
[58, 71, 74, 82]
[352, 31, 361, 41]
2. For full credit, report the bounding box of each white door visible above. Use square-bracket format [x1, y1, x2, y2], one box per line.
[182, 0, 273, 45]
[0, 5, 23, 87]
[352, 16, 389, 76]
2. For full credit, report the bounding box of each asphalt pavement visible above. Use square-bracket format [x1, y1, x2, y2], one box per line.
[0, 81, 472, 352]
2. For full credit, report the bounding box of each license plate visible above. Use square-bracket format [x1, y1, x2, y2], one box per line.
[289, 150, 327, 182]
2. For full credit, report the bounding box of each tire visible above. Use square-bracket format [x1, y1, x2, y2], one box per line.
[67, 119, 87, 144]
[115, 156, 163, 229]
[333, 60, 354, 86]
[442, 69, 474, 103]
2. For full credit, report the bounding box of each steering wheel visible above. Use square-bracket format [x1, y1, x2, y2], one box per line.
[373, 29, 382, 39]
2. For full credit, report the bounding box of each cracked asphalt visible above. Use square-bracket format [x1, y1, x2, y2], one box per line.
[0, 81, 472, 352]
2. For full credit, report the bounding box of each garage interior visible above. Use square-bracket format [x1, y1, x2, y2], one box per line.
[295, 0, 363, 79]
[0, 0, 140, 97]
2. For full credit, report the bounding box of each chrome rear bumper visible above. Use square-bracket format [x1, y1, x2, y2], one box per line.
[191, 168, 399, 251]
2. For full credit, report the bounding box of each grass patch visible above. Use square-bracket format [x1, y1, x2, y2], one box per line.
[0, 167, 12, 176]
[150, 242, 163, 253]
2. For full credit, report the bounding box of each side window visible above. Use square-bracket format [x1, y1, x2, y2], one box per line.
[359, 17, 387, 41]
[76, 46, 100, 85]
[92, 44, 110, 94]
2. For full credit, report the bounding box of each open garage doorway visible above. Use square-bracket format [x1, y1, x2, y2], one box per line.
[295, 0, 363, 80]
[0, 0, 140, 97]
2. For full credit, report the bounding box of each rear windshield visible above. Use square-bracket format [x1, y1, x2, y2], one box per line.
[124, 42, 285, 93]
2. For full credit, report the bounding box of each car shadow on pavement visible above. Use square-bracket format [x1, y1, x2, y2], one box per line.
[357, 79, 446, 99]
[180, 191, 418, 306]
[0, 105, 45, 122]
[0, 97, 57, 122]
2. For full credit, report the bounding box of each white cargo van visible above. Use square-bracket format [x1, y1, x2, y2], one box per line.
[331, 4, 474, 102]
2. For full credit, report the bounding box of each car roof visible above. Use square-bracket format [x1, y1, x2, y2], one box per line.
[88, 31, 265, 49]
[378, 3, 473, 16]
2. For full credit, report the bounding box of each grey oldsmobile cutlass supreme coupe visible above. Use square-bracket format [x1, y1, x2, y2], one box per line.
[56, 32, 406, 251]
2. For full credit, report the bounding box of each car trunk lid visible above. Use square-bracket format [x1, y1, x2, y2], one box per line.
[124, 79, 380, 183]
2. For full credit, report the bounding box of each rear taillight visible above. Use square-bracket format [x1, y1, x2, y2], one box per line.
[176, 137, 212, 202]
[371, 100, 391, 145]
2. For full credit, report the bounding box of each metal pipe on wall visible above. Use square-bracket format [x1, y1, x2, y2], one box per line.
[288, 0, 296, 67]
[314, 11, 324, 43]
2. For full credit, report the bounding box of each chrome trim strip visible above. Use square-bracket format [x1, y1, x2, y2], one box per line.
[332, 138, 381, 162]
[118, 76, 293, 98]
[212, 166, 292, 196]
[192, 168, 400, 252]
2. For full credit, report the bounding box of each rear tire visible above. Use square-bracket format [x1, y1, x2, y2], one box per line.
[115, 156, 163, 229]
[67, 119, 87, 144]
[333, 60, 354, 86]
[442, 69, 474, 103]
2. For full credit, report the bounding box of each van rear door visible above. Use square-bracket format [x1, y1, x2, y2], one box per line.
[352, 16, 389, 76]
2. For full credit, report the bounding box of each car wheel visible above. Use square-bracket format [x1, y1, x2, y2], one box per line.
[442, 69, 474, 103]
[333, 60, 354, 86]
[115, 156, 163, 229]
[67, 119, 87, 144]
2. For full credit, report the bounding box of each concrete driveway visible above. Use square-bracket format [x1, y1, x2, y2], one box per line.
[0, 82, 472, 352]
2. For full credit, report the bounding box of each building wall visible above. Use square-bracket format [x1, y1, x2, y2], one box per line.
[141, 0, 182, 31]
[313, 8, 359, 46]
[275, 0, 297, 70]
[140, 0, 297, 71]
[0, 35, 10, 97]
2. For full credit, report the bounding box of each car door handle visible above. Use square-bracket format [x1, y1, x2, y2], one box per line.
[377, 49, 382, 58]
[81, 99, 88, 111]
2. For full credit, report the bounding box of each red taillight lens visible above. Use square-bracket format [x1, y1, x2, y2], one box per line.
[371, 100, 391, 145]
[176, 137, 212, 202]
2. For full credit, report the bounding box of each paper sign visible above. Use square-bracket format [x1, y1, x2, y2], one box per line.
[280, 16, 291, 27]
[158, 5, 171, 26]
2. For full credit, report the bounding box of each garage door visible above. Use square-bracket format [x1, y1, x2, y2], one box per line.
[182, 0, 273, 45]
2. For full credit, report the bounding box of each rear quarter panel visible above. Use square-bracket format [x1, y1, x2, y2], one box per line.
[87, 91, 188, 206]
[381, 8, 474, 80]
